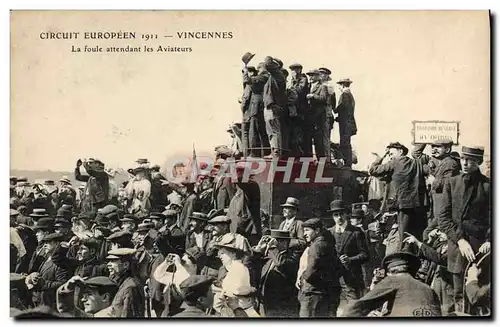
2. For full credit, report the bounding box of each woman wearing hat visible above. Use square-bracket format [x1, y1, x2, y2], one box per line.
[212, 235, 252, 317]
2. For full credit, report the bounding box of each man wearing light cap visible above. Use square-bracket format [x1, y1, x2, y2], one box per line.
[436, 145, 490, 312]
[412, 138, 461, 219]
[105, 248, 145, 317]
[304, 69, 329, 159]
[56, 275, 118, 317]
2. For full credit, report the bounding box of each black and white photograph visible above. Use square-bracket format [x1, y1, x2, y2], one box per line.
[9, 10, 491, 318]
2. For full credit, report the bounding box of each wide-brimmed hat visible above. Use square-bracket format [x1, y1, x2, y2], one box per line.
[327, 200, 347, 213]
[269, 229, 291, 239]
[280, 197, 300, 209]
[318, 67, 331, 75]
[33, 218, 55, 230]
[30, 208, 49, 219]
[387, 142, 409, 156]
[461, 146, 484, 159]
[213, 233, 250, 254]
[188, 212, 209, 222]
[336, 78, 353, 85]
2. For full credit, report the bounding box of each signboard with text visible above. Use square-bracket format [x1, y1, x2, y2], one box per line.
[412, 121, 460, 145]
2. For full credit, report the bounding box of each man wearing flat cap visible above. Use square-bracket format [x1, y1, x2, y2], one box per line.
[263, 56, 287, 158]
[26, 233, 70, 308]
[334, 78, 357, 167]
[412, 138, 461, 218]
[105, 248, 145, 317]
[342, 251, 441, 317]
[74, 158, 110, 214]
[369, 141, 429, 251]
[297, 218, 341, 317]
[56, 275, 118, 317]
[436, 145, 490, 313]
[303, 69, 329, 159]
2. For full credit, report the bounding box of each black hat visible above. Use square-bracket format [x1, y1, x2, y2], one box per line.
[382, 251, 421, 271]
[351, 208, 365, 219]
[42, 232, 65, 242]
[188, 212, 209, 222]
[302, 218, 323, 229]
[269, 229, 291, 239]
[106, 230, 132, 243]
[120, 214, 138, 223]
[80, 237, 101, 250]
[387, 142, 409, 156]
[95, 214, 110, 227]
[461, 146, 485, 159]
[149, 212, 166, 221]
[246, 66, 257, 74]
[54, 218, 72, 228]
[56, 207, 73, 219]
[328, 200, 347, 213]
[179, 275, 213, 300]
[33, 218, 54, 230]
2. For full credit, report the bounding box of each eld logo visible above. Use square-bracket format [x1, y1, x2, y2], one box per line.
[412, 308, 434, 317]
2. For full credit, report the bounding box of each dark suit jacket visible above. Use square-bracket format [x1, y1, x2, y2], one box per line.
[263, 57, 286, 109]
[110, 275, 145, 318]
[278, 218, 306, 250]
[369, 156, 429, 209]
[213, 177, 236, 210]
[412, 145, 461, 193]
[300, 235, 341, 294]
[228, 182, 261, 239]
[179, 193, 197, 233]
[290, 74, 309, 114]
[258, 248, 300, 317]
[307, 82, 328, 120]
[185, 230, 211, 253]
[32, 257, 70, 308]
[74, 164, 109, 211]
[328, 224, 369, 289]
[343, 273, 441, 317]
[334, 89, 357, 136]
[436, 172, 490, 274]
[243, 71, 269, 118]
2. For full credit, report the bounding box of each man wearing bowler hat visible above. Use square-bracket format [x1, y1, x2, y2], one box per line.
[369, 141, 429, 251]
[342, 251, 441, 317]
[185, 212, 212, 259]
[412, 138, 461, 218]
[253, 229, 300, 317]
[327, 200, 368, 314]
[279, 197, 305, 250]
[304, 69, 329, 159]
[436, 145, 490, 312]
[334, 78, 357, 167]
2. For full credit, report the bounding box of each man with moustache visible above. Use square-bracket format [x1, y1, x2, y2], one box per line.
[326, 200, 369, 314]
[25, 233, 70, 308]
[185, 212, 211, 272]
[436, 146, 490, 312]
[296, 218, 341, 317]
[106, 248, 145, 317]
[304, 69, 329, 159]
[278, 197, 306, 251]
[412, 138, 461, 218]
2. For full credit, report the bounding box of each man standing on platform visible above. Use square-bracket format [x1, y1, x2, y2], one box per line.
[334, 78, 357, 168]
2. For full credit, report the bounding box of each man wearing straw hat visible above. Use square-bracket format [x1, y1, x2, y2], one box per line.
[436, 145, 490, 313]
[278, 197, 305, 250]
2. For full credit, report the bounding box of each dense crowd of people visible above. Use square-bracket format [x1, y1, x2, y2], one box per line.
[9, 54, 490, 318]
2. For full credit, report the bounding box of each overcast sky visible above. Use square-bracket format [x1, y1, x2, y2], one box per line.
[11, 11, 490, 171]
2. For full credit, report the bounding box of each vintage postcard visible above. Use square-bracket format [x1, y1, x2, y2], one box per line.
[10, 10, 490, 318]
